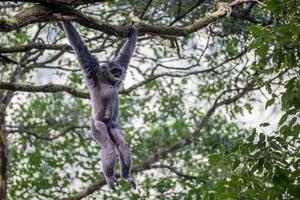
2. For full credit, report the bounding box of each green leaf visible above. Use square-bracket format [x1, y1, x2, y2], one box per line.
[279, 113, 288, 126]
[265, 83, 272, 94]
[291, 169, 300, 179]
[265, 98, 275, 109]
[273, 171, 290, 187]
[232, 160, 240, 170]
[208, 154, 222, 166]
[248, 39, 261, 51]
[249, 26, 263, 37]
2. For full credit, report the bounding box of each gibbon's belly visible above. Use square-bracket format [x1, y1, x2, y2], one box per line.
[100, 84, 115, 100]
[90, 84, 118, 120]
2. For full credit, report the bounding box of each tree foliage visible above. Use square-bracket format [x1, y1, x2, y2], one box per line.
[0, 0, 299, 199]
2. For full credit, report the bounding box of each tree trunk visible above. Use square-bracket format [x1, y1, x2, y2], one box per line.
[0, 103, 7, 200]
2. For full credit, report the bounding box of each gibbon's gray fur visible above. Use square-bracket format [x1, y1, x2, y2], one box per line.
[61, 21, 137, 189]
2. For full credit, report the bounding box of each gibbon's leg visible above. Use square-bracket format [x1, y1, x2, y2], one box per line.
[91, 118, 117, 189]
[108, 121, 136, 188]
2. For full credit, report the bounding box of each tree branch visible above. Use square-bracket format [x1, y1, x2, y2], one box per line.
[169, 0, 205, 26]
[0, 43, 111, 54]
[0, 43, 71, 53]
[0, 80, 167, 97]
[0, 69, 228, 98]
[0, 0, 106, 5]
[7, 125, 89, 141]
[0, 2, 232, 36]
[0, 104, 8, 200]
[151, 164, 198, 180]
[0, 82, 89, 98]
[0, 47, 249, 98]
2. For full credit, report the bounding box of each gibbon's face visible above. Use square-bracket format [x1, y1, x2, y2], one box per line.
[101, 62, 125, 83]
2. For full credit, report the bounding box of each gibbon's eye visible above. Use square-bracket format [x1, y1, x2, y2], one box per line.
[103, 64, 109, 69]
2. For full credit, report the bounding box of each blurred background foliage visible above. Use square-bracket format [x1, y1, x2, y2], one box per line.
[0, 0, 299, 199]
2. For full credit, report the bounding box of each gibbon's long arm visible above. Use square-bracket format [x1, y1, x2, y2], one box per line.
[113, 26, 137, 70]
[61, 21, 98, 86]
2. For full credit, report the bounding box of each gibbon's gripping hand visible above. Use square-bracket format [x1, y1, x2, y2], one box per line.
[128, 25, 137, 38]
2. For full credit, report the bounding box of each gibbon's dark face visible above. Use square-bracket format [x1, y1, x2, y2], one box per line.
[110, 64, 123, 79]
[101, 62, 125, 83]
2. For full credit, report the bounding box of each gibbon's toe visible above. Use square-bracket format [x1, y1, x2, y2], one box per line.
[107, 176, 118, 190]
[126, 177, 136, 189]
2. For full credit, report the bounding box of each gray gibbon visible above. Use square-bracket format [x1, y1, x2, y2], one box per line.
[61, 21, 137, 189]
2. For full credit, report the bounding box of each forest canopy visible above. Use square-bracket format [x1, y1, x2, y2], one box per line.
[0, 0, 299, 199]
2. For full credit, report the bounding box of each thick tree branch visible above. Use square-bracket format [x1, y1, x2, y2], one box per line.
[0, 82, 89, 98]
[0, 80, 168, 97]
[0, 43, 109, 54]
[0, 2, 233, 36]
[0, 43, 72, 53]
[0, 0, 106, 5]
[0, 104, 8, 200]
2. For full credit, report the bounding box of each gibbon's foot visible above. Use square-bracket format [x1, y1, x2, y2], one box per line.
[125, 177, 136, 189]
[106, 176, 118, 190]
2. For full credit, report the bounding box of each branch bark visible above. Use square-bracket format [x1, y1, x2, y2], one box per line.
[0, 104, 8, 200]
[0, 0, 106, 5]
[0, 43, 72, 53]
[0, 2, 231, 36]
[0, 82, 89, 98]
[0, 43, 108, 54]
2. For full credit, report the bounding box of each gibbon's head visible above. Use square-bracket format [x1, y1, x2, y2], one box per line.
[100, 62, 125, 83]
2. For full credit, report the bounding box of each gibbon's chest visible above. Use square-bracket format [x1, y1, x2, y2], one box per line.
[90, 83, 118, 103]
[99, 83, 118, 99]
